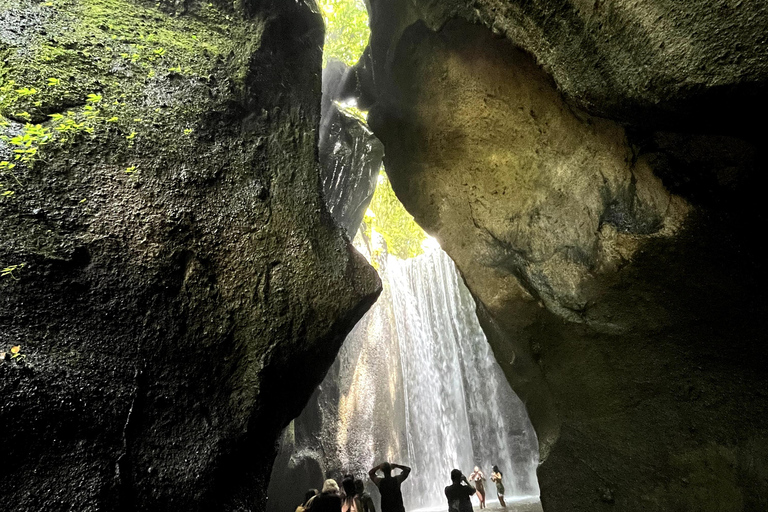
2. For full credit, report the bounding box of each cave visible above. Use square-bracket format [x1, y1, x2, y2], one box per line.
[1, 0, 768, 511]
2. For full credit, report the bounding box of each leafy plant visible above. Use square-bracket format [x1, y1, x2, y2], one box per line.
[318, 0, 370, 66]
[364, 171, 426, 260]
[1, 263, 26, 280]
[5, 345, 27, 362]
[15, 87, 38, 97]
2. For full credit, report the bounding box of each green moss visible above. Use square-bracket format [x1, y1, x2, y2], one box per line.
[0, 0, 265, 195]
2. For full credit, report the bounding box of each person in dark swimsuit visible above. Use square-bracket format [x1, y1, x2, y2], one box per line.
[468, 466, 486, 509]
[368, 462, 411, 512]
[491, 465, 506, 508]
[355, 478, 376, 512]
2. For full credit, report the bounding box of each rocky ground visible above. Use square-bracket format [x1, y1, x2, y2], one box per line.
[479, 498, 543, 512]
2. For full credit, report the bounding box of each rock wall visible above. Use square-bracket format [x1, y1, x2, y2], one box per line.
[0, 1, 380, 510]
[362, 1, 768, 511]
[319, 60, 384, 238]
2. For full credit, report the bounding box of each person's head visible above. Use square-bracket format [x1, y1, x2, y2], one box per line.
[381, 462, 392, 476]
[450, 469, 463, 483]
[492, 465, 501, 475]
[341, 475, 356, 497]
[303, 489, 318, 506]
[354, 479, 365, 494]
[474, 466, 480, 473]
[322, 479, 340, 494]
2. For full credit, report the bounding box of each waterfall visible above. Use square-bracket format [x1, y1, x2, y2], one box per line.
[267, 243, 539, 511]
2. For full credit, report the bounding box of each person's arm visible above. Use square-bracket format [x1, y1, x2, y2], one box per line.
[368, 463, 383, 485]
[393, 463, 411, 483]
[364, 494, 376, 512]
[462, 475, 476, 495]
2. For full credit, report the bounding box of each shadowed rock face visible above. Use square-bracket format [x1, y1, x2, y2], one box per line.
[362, 1, 768, 511]
[0, 0, 380, 510]
[364, 0, 768, 131]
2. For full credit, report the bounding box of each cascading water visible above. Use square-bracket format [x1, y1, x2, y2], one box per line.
[388, 248, 539, 508]
[268, 41, 537, 511]
[267, 241, 539, 511]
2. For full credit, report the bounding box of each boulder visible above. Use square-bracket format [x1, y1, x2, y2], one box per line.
[0, 0, 380, 510]
[319, 60, 384, 238]
[362, 2, 768, 510]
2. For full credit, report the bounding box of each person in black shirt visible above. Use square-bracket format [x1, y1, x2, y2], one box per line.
[368, 462, 411, 512]
[444, 469, 475, 512]
[311, 479, 343, 512]
[355, 478, 376, 512]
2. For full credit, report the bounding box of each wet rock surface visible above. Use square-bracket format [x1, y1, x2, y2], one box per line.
[319, 60, 384, 238]
[0, 1, 380, 510]
[362, 2, 768, 511]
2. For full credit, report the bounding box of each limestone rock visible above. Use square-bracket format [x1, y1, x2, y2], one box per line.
[0, 1, 380, 510]
[366, 0, 768, 129]
[362, 2, 768, 511]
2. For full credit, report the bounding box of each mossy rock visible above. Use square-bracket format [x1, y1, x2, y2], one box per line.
[0, 1, 380, 510]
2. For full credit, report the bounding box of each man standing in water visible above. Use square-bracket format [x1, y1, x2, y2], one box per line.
[445, 469, 476, 512]
[368, 462, 411, 512]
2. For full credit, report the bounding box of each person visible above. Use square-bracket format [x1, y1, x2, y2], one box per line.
[444, 469, 475, 512]
[296, 489, 319, 512]
[468, 466, 486, 509]
[311, 479, 343, 512]
[490, 465, 506, 508]
[341, 475, 363, 512]
[368, 461, 411, 512]
[355, 478, 376, 512]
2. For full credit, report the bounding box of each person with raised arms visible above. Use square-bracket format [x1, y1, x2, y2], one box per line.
[368, 462, 411, 512]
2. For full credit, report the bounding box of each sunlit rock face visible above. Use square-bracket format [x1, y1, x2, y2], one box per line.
[362, 1, 768, 511]
[319, 60, 384, 238]
[0, 1, 380, 510]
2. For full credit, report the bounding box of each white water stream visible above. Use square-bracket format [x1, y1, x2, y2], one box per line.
[384, 247, 539, 508]
[268, 243, 539, 511]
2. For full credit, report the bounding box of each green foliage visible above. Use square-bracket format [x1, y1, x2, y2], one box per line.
[319, 0, 369, 66]
[317, 2, 425, 258]
[364, 171, 426, 260]
[1, 263, 25, 279]
[0, 0, 251, 199]
[7, 344, 26, 361]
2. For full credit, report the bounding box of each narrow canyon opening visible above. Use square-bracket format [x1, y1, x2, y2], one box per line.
[267, 2, 541, 510]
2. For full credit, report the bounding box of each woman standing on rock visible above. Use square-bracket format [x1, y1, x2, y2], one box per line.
[490, 465, 506, 508]
[468, 466, 487, 508]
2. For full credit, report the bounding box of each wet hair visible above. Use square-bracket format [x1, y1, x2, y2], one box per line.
[450, 469, 463, 483]
[322, 479, 340, 494]
[303, 489, 318, 506]
[381, 462, 392, 475]
[341, 475, 356, 497]
[354, 479, 365, 494]
[492, 465, 502, 476]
